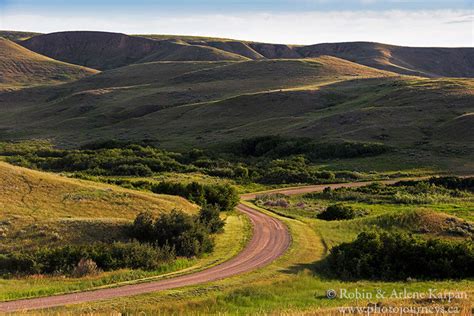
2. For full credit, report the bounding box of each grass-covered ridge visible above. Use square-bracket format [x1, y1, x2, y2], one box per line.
[0, 37, 97, 90]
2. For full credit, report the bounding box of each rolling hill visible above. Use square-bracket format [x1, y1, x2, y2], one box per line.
[0, 56, 398, 146]
[0, 30, 471, 171]
[0, 37, 97, 89]
[20, 31, 247, 70]
[0, 161, 197, 251]
[0, 53, 472, 158]
[0, 30, 40, 42]
[297, 42, 474, 78]
[15, 31, 474, 78]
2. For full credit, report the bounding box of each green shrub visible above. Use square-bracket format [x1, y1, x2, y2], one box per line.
[151, 182, 239, 212]
[0, 241, 175, 276]
[317, 204, 367, 220]
[130, 208, 224, 257]
[326, 231, 474, 280]
[199, 204, 225, 233]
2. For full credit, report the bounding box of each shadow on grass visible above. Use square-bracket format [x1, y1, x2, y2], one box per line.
[280, 258, 337, 281]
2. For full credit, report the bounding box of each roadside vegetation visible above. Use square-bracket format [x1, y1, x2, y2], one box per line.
[1, 206, 224, 277]
[0, 160, 248, 301]
[324, 231, 473, 280]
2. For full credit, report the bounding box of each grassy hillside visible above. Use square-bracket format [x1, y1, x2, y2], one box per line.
[20, 31, 247, 70]
[14, 30, 473, 77]
[0, 37, 97, 89]
[136, 34, 474, 78]
[297, 42, 474, 78]
[0, 55, 472, 173]
[0, 161, 197, 252]
[0, 56, 398, 146]
[0, 31, 40, 42]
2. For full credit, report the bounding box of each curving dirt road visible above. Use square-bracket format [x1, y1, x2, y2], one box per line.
[0, 176, 436, 312]
[0, 203, 291, 313]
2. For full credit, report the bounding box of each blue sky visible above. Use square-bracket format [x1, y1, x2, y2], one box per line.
[1, 0, 472, 12]
[0, 0, 472, 46]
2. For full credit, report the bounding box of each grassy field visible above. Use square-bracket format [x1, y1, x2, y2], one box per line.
[39, 199, 473, 315]
[0, 161, 471, 314]
[0, 61, 472, 177]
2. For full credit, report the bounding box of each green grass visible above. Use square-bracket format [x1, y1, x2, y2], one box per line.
[43, 201, 472, 315]
[0, 161, 199, 252]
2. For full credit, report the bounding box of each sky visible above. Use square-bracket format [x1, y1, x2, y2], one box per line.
[0, 0, 473, 47]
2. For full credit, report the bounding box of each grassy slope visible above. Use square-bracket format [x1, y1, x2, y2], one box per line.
[20, 31, 247, 70]
[0, 37, 97, 90]
[298, 42, 474, 78]
[0, 161, 197, 220]
[137, 35, 474, 78]
[16, 30, 473, 77]
[0, 31, 40, 42]
[0, 56, 396, 145]
[0, 56, 472, 172]
[0, 161, 198, 253]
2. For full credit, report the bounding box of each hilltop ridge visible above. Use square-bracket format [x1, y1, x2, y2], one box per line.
[11, 30, 474, 78]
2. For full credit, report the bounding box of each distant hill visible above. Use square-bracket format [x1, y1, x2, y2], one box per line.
[0, 37, 97, 89]
[297, 42, 474, 78]
[2, 54, 472, 154]
[0, 30, 472, 171]
[0, 30, 40, 42]
[20, 31, 247, 70]
[14, 31, 474, 77]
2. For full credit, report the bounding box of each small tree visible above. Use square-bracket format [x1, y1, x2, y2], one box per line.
[199, 204, 225, 233]
[132, 211, 155, 241]
[72, 258, 99, 277]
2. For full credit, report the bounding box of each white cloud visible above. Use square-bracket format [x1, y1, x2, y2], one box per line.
[1, 9, 472, 47]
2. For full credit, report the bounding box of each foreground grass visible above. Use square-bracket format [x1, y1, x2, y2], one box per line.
[0, 212, 250, 302]
[37, 202, 473, 315]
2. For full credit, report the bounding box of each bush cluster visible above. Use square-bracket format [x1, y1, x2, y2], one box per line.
[150, 182, 239, 212]
[131, 206, 225, 257]
[2, 139, 382, 186]
[326, 231, 474, 280]
[307, 179, 472, 205]
[0, 241, 174, 276]
[317, 204, 368, 220]
[238, 136, 389, 160]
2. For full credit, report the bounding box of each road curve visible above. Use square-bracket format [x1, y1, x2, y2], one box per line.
[0, 203, 291, 313]
[0, 176, 440, 312]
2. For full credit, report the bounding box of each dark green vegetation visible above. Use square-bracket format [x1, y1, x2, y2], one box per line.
[0, 206, 224, 277]
[316, 204, 368, 221]
[131, 206, 224, 257]
[1, 140, 392, 189]
[0, 241, 175, 276]
[308, 178, 474, 205]
[326, 231, 474, 280]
